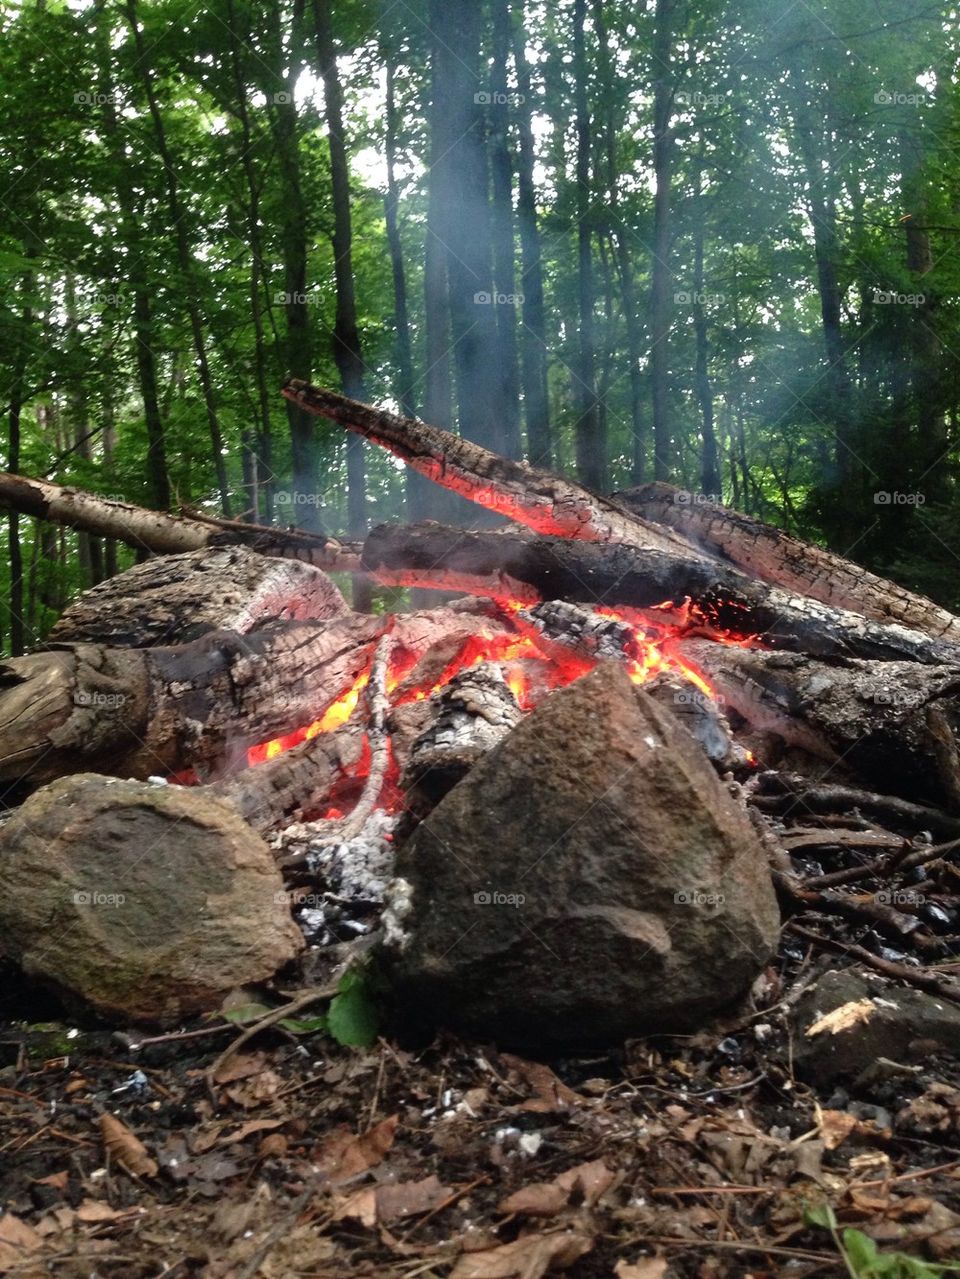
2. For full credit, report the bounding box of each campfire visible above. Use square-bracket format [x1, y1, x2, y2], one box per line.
[2, 380, 960, 1039]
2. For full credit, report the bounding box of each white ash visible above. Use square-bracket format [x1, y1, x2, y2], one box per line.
[382, 877, 415, 952]
[272, 808, 398, 902]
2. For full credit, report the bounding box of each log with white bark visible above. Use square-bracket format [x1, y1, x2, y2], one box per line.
[0, 470, 361, 571]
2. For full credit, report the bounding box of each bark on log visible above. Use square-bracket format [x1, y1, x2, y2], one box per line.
[49, 546, 349, 646]
[0, 608, 520, 794]
[281, 379, 698, 556]
[362, 521, 960, 665]
[0, 470, 360, 571]
[615, 481, 960, 641]
[676, 638, 960, 812]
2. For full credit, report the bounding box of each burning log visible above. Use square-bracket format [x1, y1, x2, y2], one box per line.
[677, 639, 960, 812]
[281, 379, 696, 555]
[362, 521, 960, 665]
[616, 481, 960, 642]
[0, 603, 528, 797]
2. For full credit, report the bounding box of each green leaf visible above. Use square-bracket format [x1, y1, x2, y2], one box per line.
[326, 980, 379, 1048]
[222, 1002, 274, 1025]
[842, 1230, 880, 1274]
[278, 1014, 329, 1035]
[806, 1203, 839, 1230]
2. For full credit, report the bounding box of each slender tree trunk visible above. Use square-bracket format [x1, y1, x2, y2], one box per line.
[692, 170, 720, 498]
[313, 0, 371, 611]
[226, 0, 274, 521]
[900, 125, 946, 500]
[489, 0, 522, 461]
[591, 0, 645, 483]
[93, 0, 169, 512]
[512, 9, 552, 468]
[572, 0, 603, 491]
[6, 265, 32, 657]
[650, 0, 676, 481]
[124, 0, 232, 515]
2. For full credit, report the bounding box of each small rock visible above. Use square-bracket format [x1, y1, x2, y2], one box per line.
[791, 967, 960, 1086]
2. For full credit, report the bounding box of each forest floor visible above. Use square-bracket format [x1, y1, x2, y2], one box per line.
[3, 948, 960, 1279]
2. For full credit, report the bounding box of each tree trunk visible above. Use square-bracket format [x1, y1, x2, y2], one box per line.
[692, 169, 720, 498]
[123, 0, 231, 516]
[489, 0, 522, 462]
[428, 0, 504, 456]
[313, 0, 371, 611]
[650, 0, 676, 481]
[512, 10, 552, 469]
[572, 0, 603, 492]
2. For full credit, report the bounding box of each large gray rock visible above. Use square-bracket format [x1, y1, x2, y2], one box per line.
[384, 663, 781, 1049]
[0, 775, 303, 1024]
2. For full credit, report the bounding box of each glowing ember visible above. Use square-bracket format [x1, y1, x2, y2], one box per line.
[246, 598, 755, 770]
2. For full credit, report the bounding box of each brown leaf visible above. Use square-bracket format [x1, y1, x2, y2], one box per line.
[615, 1260, 669, 1279]
[99, 1113, 158, 1178]
[0, 1214, 43, 1270]
[500, 1054, 579, 1111]
[498, 1183, 569, 1217]
[258, 1133, 288, 1159]
[75, 1200, 137, 1223]
[316, 1114, 400, 1184]
[554, 1160, 615, 1207]
[221, 1118, 287, 1146]
[817, 1108, 860, 1151]
[212, 1050, 268, 1084]
[375, 1176, 450, 1222]
[450, 1230, 593, 1279]
[33, 1170, 69, 1190]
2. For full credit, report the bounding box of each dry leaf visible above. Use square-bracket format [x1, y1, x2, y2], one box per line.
[817, 1108, 860, 1151]
[0, 1213, 43, 1269]
[258, 1133, 288, 1159]
[806, 999, 875, 1037]
[75, 1200, 136, 1223]
[450, 1229, 593, 1279]
[335, 1175, 451, 1227]
[500, 1054, 579, 1110]
[554, 1160, 615, 1207]
[615, 1260, 669, 1279]
[212, 1050, 268, 1085]
[221, 1118, 287, 1146]
[33, 1170, 69, 1190]
[99, 1113, 158, 1178]
[498, 1183, 569, 1217]
[315, 1115, 400, 1184]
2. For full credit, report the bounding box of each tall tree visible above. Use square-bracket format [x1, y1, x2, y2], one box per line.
[314, 0, 371, 610]
[649, 0, 677, 481]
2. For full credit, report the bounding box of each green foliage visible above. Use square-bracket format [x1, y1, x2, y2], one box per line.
[806, 1203, 960, 1278]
